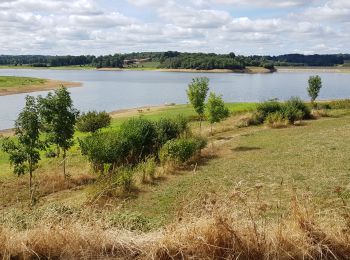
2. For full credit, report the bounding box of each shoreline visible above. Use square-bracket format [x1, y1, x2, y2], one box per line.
[1, 98, 348, 135]
[3, 66, 350, 74]
[276, 66, 350, 73]
[96, 67, 273, 74]
[0, 66, 272, 73]
[110, 104, 178, 119]
[0, 79, 82, 96]
[0, 104, 178, 136]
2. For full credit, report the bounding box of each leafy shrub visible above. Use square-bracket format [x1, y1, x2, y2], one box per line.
[174, 115, 190, 136]
[256, 101, 282, 123]
[254, 98, 311, 127]
[76, 111, 111, 133]
[118, 167, 134, 192]
[265, 111, 289, 128]
[282, 97, 311, 121]
[155, 118, 182, 146]
[119, 118, 157, 163]
[138, 157, 157, 182]
[155, 116, 189, 147]
[159, 137, 207, 164]
[78, 131, 129, 173]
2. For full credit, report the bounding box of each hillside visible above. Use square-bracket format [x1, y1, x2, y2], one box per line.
[1, 102, 350, 258]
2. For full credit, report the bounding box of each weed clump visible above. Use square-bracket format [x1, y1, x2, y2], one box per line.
[159, 137, 207, 164]
[242, 97, 311, 128]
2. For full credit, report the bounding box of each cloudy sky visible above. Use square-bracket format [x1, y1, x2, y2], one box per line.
[0, 0, 349, 55]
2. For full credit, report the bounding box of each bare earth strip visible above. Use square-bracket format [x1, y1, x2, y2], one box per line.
[97, 67, 272, 73]
[109, 104, 173, 119]
[277, 66, 350, 73]
[0, 79, 82, 97]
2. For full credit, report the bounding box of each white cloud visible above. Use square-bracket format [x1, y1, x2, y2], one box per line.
[209, 0, 313, 8]
[0, 0, 349, 55]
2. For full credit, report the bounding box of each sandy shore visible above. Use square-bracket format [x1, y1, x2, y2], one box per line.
[109, 104, 175, 118]
[0, 128, 15, 137]
[0, 79, 82, 96]
[97, 67, 273, 74]
[277, 66, 350, 73]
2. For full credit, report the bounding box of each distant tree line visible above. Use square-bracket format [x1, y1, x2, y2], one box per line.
[1, 52, 350, 69]
[265, 54, 350, 67]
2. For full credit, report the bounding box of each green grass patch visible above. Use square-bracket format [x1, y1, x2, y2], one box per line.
[0, 76, 46, 89]
[124, 61, 160, 70]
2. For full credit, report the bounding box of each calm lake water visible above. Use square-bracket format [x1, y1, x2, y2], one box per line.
[0, 69, 350, 130]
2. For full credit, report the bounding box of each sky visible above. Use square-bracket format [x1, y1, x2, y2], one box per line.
[0, 0, 349, 55]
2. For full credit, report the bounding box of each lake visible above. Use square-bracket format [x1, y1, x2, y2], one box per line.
[0, 69, 350, 130]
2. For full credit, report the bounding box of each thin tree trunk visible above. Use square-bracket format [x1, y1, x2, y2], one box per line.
[57, 145, 60, 157]
[63, 149, 67, 179]
[29, 171, 32, 197]
[29, 160, 33, 205]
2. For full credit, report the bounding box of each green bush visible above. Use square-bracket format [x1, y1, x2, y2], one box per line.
[76, 111, 111, 133]
[138, 157, 157, 182]
[155, 116, 189, 147]
[254, 98, 310, 127]
[283, 97, 311, 121]
[78, 131, 129, 173]
[265, 111, 289, 128]
[159, 137, 207, 164]
[119, 118, 157, 163]
[118, 167, 134, 192]
[174, 115, 189, 136]
[256, 101, 282, 123]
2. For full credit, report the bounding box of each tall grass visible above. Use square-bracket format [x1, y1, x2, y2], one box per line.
[1, 193, 350, 259]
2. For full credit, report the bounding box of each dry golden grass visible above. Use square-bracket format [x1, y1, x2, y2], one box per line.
[311, 109, 330, 118]
[1, 193, 350, 259]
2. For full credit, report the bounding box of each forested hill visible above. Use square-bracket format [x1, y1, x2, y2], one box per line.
[1, 52, 349, 70]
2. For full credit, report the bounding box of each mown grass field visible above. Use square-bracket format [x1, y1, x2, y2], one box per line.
[123, 61, 161, 70]
[0, 76, 46, 89]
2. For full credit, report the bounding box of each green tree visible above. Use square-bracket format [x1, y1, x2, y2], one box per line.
[206, 92, 230, 134]
[186, 77, 210, 131]
[307, 75, 322, 105]
[76, 111, 111, 133]
[1, 96, 45, 203]
[39, 86, 78, 178]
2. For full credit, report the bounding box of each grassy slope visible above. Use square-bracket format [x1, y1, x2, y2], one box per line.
[129, 113, 350, 226]
[1, 104, 350, 231]
[0, 76, 46, 89]
[0, 103, 256, 201]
